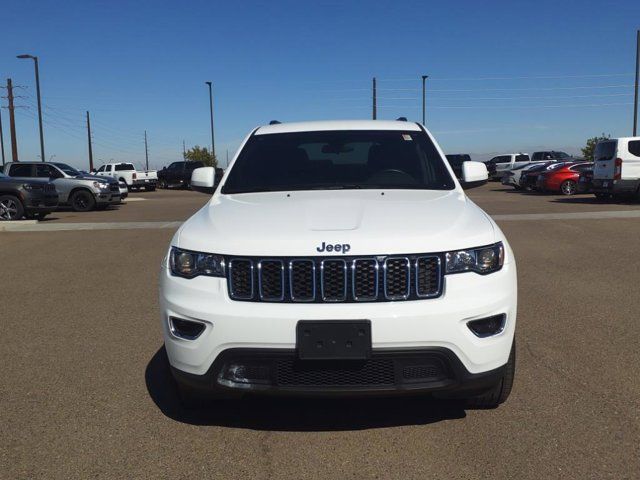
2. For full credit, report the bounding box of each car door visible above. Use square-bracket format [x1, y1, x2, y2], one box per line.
[620, 138, 640, 181]
[35, 164, 70, 202]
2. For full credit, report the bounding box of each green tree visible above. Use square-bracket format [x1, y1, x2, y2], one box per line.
[185, 145, 218, 167]
[581, 133, 610, 162]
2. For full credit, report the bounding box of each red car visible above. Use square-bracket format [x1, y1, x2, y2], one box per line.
[536, 162, 593, 195]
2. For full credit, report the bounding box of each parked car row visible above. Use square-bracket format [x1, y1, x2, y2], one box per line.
[497, 136, 640, 200]
[0, 161, 135, 221]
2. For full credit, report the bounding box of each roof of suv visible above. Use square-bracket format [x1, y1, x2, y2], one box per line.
[255, 120, 421, 135]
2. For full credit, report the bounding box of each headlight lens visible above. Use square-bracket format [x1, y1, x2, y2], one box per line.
[93, 181, 110, 190]
[23, 183, 43, 191]
[169, 247, 225, 278]
[445, 242, 504, 274]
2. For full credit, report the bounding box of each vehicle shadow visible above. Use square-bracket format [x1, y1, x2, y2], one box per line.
[145, 346, 467, 432]
[550, 196, 637, 205]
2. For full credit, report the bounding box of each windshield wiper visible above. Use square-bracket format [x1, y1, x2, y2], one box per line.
[308, 184, 363, 190]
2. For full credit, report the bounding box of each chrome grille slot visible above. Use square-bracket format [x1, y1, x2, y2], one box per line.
[384, 257, 410, 300]
[415, 256, 441, 298]
[228, 259, 254, 299]
[258, 260, 284, 301]
[321, 259, 347, 302]
[352, 258, 378, 301]
[289, 260, 315, 302]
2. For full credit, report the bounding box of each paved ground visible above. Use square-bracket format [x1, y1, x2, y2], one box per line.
[2, 184, 639, 479]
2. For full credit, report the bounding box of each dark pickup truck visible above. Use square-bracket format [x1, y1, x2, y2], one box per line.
[157, 161, 204, 189]
[0, 171, 58, 220]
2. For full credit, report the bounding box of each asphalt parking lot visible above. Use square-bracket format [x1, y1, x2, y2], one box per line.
[2, 184, 639, 479]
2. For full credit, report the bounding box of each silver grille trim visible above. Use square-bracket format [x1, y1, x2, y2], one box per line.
[226, 254, 443, 303]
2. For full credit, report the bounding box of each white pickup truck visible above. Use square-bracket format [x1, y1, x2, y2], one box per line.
[93, 162, 158, 191]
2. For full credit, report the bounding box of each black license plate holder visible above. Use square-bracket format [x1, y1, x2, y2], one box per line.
[296, 320, 371, 360]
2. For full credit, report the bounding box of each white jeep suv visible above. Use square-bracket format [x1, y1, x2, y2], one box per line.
[159, 120, 517, 408]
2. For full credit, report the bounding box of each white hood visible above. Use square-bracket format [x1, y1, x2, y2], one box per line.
[176, 189, 496, 257]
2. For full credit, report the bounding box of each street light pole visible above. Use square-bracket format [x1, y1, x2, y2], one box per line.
[421, 75, 428, 125]
[633, 30, 639, 137]
[205, 81, 215, 160]
[17, 54, 45, 162]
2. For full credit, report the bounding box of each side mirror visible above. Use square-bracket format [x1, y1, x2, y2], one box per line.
[461, 161, 488, 189]
[191, 167, 224, 194]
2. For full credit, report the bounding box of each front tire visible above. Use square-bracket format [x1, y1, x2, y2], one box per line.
[560, 180, 577, 196]
[466, 341, 516, 409]
[70, 190, 96, 212]
[0, 195, 25, 221]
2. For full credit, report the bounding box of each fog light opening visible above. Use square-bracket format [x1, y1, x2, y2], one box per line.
[169, 317, 206, 340]
[467, 314, 506, 338]
[224, 363, 272, 385]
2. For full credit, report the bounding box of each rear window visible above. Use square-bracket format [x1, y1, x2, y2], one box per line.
[515, 154, 530, 162]
[628, 140, 640, 157]
[595, 141, 617, 161]
[9, 164, 33, 177]
[115, 163, 135, 171]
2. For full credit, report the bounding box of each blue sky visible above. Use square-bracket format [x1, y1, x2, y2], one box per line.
[0, 0, 639, 169]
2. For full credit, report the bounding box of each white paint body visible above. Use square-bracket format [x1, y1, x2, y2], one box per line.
[159, 120, 517, 378]
[94, 162, 158, 188]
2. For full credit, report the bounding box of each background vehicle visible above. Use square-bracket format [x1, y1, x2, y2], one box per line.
[4, 162, 120, 212]
[536, 162, 593, 195]
[500, 163, 536, 189]
[592, 137, 640, 200]
[487, 153, 530, 180]
[531, 151, 573, 161]
[94, 162, 158, 191]
[162, 120, 516, 409]
[576, 166, 594, 195]
[118, 181, 128, 200]
[518, 162, 561, 190]
[0, 171, 58, 220]
[158, 161, 204, 189]
[445, 154, 471, 179]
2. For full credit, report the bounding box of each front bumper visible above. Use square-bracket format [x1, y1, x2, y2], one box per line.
[159, 260, 517, 393]
[171, 347, 507, 396]
[96, 192, 121, 205]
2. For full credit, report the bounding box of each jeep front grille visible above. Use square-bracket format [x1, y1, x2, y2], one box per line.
[227, 254, 442, 303]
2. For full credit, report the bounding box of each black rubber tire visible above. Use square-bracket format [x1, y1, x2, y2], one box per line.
[159, 180, 168, 189]
[70, 190, 96, 212]
[466, 341, 516, 409]
[0, 195, 25, 220]
[560, 180, 577, 196]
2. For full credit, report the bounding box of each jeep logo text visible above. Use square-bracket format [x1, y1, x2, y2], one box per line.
[316, 242, 351, 254]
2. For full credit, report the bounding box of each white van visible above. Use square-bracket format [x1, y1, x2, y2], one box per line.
[592, 137, 640, 199]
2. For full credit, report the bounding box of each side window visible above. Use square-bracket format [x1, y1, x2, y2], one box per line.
[106, 165, 113, 172]
[9, 164, 33, 177]
[628, 140, 640, 157]
[96, 165, 105, 172]
[36, 164, 54, 178]
[516, 155, 530, 162]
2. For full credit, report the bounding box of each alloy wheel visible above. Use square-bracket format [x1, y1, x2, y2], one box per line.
[0, 198, 19, 220]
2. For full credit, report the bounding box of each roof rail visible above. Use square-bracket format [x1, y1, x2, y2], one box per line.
[269, 120, 281, 125]
[396, 117, 407, 121]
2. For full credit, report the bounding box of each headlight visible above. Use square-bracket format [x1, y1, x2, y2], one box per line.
[169, 247, 225, 278]
[23, 183, 43, 191]
[93, 181, 110, 190]
[445, 242, 504, 275]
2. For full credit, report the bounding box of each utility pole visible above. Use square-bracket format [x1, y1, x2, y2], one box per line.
[421, 75, 429, 125]
[372, 77, 377, 120]
[633, 29, 639, 136]
[182, 139, 186, 159]
[205, 81, 215, 158]
[86, 111, 94, 171]
[144, 130, 149, 170]
[0, 108, 5, 166]
[6, 79, 18, 162]
[17, 54, 45, 162]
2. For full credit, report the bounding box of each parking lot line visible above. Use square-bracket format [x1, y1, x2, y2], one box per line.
[0, 221, 183, 232]
[493, 210, 640, 221]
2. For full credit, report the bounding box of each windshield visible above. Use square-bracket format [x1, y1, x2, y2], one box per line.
[223, 130, 455, 194]
[53, 162, 81, 176]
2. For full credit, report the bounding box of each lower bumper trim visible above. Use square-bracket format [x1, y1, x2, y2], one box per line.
[170, 347, 506, 397]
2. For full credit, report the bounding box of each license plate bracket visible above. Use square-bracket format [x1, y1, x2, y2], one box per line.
[296, 320, 371, 360]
